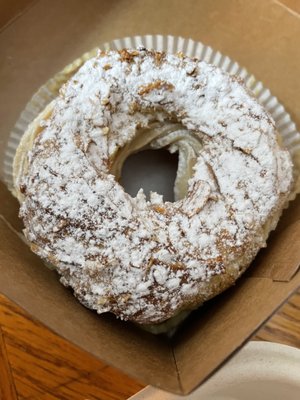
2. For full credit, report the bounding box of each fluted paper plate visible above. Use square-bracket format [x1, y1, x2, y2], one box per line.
[3, 34, 300, 191]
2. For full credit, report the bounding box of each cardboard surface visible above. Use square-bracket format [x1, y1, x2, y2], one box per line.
[0, 0, 300, 394]
[173, 277, 300, 393]
[249, 218, 300, 282]
[0, 0, 35, 31]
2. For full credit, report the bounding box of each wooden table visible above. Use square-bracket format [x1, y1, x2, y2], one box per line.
[0, 287, 299, 400]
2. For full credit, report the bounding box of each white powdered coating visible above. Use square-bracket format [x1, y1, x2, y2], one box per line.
[18, 49, 293, 324]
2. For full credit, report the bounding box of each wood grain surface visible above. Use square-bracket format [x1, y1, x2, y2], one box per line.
[0, 327, 18, 400]
[0, 288, 299, 400]
[254, 289, 300, 348]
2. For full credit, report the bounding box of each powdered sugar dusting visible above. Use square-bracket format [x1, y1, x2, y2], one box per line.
[18, 49, 293, 324]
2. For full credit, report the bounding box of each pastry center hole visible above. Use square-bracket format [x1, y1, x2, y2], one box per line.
[120, 149, 179, 202]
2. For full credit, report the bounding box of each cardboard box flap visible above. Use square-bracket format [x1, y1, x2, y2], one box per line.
[172, 273, 300, 394]
[0, 216, 181, 392]
[171, 193, 300, 393]
[249, 216, 300, 282]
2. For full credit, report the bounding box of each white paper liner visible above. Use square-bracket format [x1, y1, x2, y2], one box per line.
[3, 34, 300, 190]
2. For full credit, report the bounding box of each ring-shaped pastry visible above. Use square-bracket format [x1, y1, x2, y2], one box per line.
[14, 49, 293, 325]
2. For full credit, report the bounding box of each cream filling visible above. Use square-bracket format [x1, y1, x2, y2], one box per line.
[111, 121, 202, 201]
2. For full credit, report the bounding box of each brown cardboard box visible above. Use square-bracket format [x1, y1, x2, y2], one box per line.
[0, 0, 299, 395]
